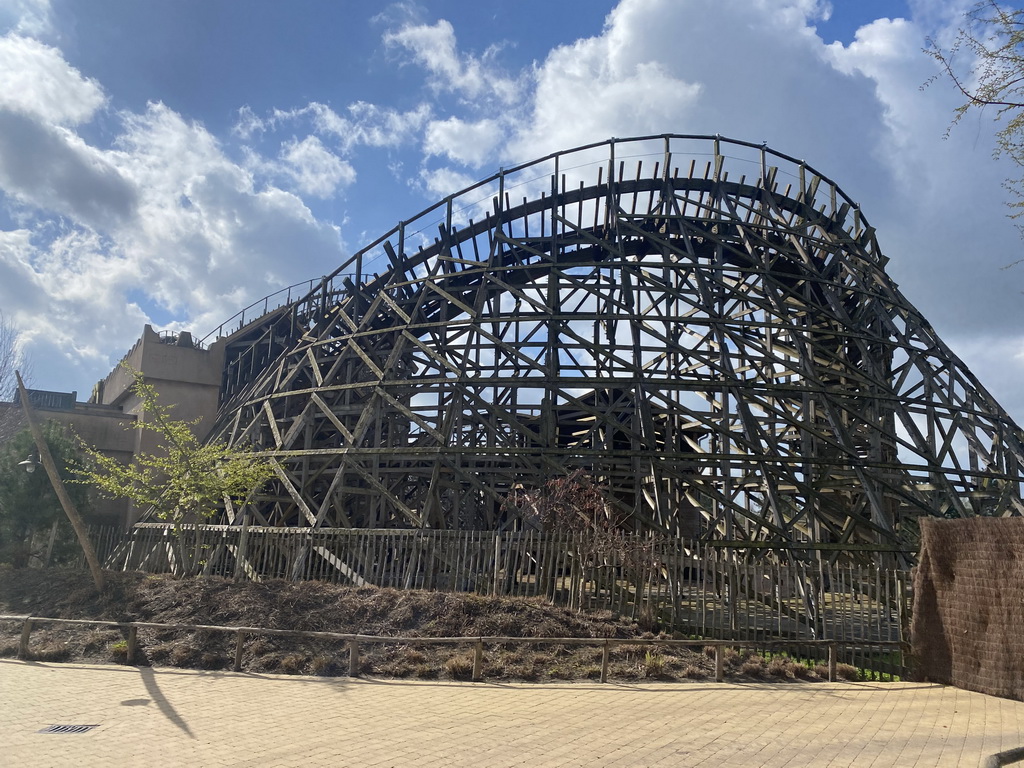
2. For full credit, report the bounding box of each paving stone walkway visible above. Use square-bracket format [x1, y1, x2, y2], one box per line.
[3, 659, 1024, 766]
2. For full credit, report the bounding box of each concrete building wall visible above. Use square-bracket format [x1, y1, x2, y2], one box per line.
[2, 325, 229, 529]
[92, 325, 226, 450]
[87, 325, 227, 526]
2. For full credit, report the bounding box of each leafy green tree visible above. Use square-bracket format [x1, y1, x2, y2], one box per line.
[0, 423, 92, 567]
[927, 1, 1024, 222]
[76, 367, 273, 532]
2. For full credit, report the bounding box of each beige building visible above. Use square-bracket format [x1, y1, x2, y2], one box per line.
[2, 325, 227, 528]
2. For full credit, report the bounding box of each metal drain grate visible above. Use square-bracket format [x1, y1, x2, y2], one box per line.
[38, 724, 100, 734]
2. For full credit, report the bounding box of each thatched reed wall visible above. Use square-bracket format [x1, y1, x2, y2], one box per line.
[912, 517, 1024, 699]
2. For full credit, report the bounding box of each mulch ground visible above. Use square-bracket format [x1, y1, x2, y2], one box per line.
[0, 567, 835, 682]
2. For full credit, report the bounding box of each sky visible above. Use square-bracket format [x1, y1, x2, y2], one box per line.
[2, 0, 1024, 422]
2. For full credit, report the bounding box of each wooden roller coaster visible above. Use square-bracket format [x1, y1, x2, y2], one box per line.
[193, 135, 1024, 563]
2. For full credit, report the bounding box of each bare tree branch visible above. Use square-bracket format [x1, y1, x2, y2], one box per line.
[0, 311, 27, 444]
[925, 1, 1024, 228]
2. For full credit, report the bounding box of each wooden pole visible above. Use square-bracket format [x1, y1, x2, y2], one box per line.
[473, 640, 484, 682]
[234, 630, 246, 672]
[348, 639, 359, 676]
[126, 625, 138, 664]
[18, 618, 33, 659]
[15, 371, 104, 591]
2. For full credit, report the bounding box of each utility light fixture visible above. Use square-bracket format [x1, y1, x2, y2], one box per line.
[18, 453, 40, 474]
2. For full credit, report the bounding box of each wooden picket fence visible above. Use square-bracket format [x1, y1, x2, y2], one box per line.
[96, 524, 909, 672]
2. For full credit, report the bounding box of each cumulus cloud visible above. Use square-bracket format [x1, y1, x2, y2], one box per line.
[506, 0, 886, 184]
[279, 136, 356, 198]
[383, 18, 520, 104]
[0, 34, 105, 124]
[417, 166, 478, 200]
[424, 117, 501, 168]
[237, 101, 431, 153]
[0, 111, 137, 228]
[108, 103, 342, 318]
[3, 0, 1024, 426]
[0, 1, 54, 40]
[0, 81, 343, 388]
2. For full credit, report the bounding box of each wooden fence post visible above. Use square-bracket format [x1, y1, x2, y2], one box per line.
[348, 639, 359, 677]
[715, 645, 724, 682]
[473, 640, 484, 681]
[601, 640, 611, 683]
[18, 618, 33, 659]
[234, 630, 246, 672]
[828, 642, 837, 682]
[126, 626, 138, 664]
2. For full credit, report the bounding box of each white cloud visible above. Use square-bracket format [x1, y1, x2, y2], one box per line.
[342, 101, 433, 148]
[417, 166, 477, 200]
[233, 105, 266, 140]
[506, 0, 888, 174]
[109, 103, 342, 317]
[424, 117, 501, 168]
[0, 111, 136, 229]
[383, 18, 520, 104]
[280, 135, 356, 198]
[3, 0, 1024, 428]
[0, 34, 105, 124]
[0, 91, 343, 389]
[0, 0, 54, 38]
[237, 101, 432, 154]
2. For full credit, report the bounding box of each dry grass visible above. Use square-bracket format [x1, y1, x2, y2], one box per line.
[0, 568, 842, 683]
[835, 663, 861, 682]
[680, 664, 705, 679]
[443, 654, 474, 680]
[738, 657, 765, 678]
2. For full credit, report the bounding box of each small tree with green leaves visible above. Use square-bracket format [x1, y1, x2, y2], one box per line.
[0, 423, 93, 567]
[76, 367, 273, 572]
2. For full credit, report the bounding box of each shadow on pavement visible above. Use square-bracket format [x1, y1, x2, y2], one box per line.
[137, 666, 195, 739]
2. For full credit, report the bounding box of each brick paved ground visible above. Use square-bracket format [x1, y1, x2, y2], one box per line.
[3, 660, 1024, 767]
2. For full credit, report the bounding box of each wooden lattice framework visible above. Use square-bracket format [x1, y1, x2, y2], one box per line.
[205, 135, 1024, 552]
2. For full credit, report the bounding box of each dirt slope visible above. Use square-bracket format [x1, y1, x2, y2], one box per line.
[0, 568, 828, 682]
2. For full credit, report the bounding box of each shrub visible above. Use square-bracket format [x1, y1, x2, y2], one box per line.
[643, 651, 666, 678]
[109, 639, 129, 661]
[310, 654, 334, 676]
[738, 655, 765, 678]
[766, 657, 794, 678]
[835, 663, 861, 682]
[278, 653, 306, 674]
[415, 664, 438, 679]
[444, 654, 474, 680]
[404, 648, 427, 665]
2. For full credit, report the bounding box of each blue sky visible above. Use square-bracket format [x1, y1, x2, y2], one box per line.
[4, 0, 1024, 423]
